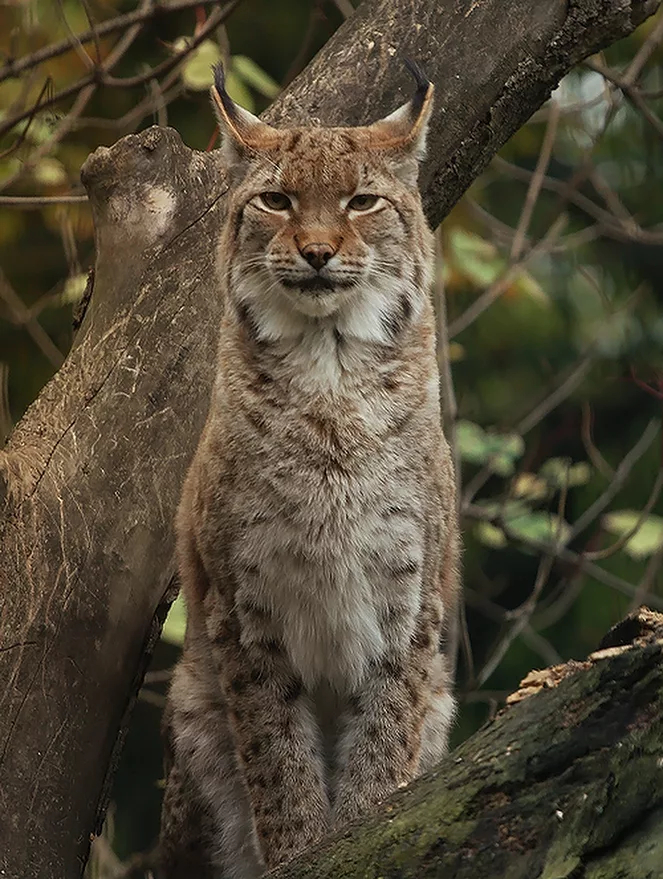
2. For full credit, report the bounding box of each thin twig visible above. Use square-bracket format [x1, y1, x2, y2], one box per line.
[461, 352, 594, 508]
[494, 156, 663, 245]
[55, 0, 95, 72]
[516, 356, 593, 437]
[0, 0, 242, 142]
[0, 0, 232, 85]
[434, 231, 459, 488]
[622, 9, 663, 85]
[0, 268, 64, 367]
[331, 0, 355, 18]
[80, 0, 103, 67]
[283, 0, 326, 86]
[581, 401, 615, 480]
[476, 471, 570, 687]
[568, 419, 660, 541]
[0, 364, 12, 447]
[449, 215, 567, 338]
[510, 99, 560, 261]
[463, 502, 663, 611]
[0, 195, 88, 207]
[588, 464, 663, 561]
[0, 0, 159, 194]
[586, 57, 663, 141]
[629, 541, 663, 613]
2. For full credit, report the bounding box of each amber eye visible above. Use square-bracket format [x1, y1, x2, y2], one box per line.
[259, 191, 292, 211]
[347, 194, 379, 212]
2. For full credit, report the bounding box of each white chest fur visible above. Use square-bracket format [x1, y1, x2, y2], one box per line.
[232, 462, 425, 691]
[222, 323, 431, 693]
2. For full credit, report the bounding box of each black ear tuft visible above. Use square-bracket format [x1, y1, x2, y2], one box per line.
[404, 58, 430, 116]
[213, 61, 226, 95]
[212, 61, 240, 124]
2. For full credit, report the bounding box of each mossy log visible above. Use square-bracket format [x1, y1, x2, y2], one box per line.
[272, 609, 663, 879]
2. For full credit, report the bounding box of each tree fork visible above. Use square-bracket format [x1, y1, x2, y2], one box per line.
[1, 1, 660, 877]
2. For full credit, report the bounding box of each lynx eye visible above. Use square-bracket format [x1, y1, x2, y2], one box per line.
[258, 191, 292, 211]
[347, 194, 380, 212]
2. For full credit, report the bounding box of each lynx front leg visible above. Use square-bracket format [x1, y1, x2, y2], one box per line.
[214, 622, 331, 869]
[333, 617, 450, 826]
[164, 657, 265, 879]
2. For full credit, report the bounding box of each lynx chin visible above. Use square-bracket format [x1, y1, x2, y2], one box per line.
[158, 60, 461, 879]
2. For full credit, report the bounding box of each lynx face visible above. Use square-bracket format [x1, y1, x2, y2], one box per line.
[213, 66, 435, 334]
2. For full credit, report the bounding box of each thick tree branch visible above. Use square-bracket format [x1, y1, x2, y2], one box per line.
[0, 1, 660, 877]
[270, 609, 663, 879]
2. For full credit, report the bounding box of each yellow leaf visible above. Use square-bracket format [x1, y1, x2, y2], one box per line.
[181, 40, 222, 91]
[33, 157, 67, 186]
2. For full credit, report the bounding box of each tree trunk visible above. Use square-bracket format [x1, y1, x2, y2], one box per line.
[271, 609, 663, 879]
[0, 2, 659, 877]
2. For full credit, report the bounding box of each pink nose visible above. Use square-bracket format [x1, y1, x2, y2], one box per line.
[300, 242, 335, 271]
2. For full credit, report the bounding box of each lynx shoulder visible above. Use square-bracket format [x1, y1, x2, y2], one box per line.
[158, 61, 461, 879]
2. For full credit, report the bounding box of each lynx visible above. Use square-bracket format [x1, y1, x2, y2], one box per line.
[158, 61, 460, 879]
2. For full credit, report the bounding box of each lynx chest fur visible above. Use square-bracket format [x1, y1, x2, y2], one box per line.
[159, 62, 460, 879]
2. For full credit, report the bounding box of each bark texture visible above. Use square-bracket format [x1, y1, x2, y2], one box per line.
[270, 609, 663, 879]
[0, 1, 660, 877]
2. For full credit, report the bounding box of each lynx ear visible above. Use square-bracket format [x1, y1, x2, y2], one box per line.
[210, 63, 280, 165]
[366, 60, 434, 184]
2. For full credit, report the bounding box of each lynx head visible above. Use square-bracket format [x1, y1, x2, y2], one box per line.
[212, 62, 435, 340]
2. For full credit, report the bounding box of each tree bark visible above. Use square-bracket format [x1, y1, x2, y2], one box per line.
[271, 609, 663, 879]
[0, 2, 659, 877]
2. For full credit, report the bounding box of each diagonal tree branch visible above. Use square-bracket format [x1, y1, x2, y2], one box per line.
[269, 609, 663, 879]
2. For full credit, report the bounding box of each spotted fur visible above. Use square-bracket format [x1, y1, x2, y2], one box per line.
[158, 64, 460, 879]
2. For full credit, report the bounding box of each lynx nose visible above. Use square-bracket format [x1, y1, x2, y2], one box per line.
[300, 242, 335, 271]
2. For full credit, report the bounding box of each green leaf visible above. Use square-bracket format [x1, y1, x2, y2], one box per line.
[231, 55, 280, 99]
[0, 157, 21, 186]
[456, 420, 524, 475]
[512, 472, 549, 501]
[512, 269, 549, 303]
[504, 509, 570, 548]
[60, 273, 87, 306]
[161, 594, 187, 646]
[475, 521, 508, 549]
[474, 499, 569, 552]
[224, 70, 255, 112]
[180, 39, 222, 91]
[33, 157, 67, 186]
[448, 228, 504, 287]
[540, 457, 591, 488]
[603, 510, 663, 559]
[455, 420, 486, 464]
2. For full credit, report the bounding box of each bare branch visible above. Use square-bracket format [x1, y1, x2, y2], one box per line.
[0, 0, 236, 85]
[463, 502, 663, 611]
[0, 195, 88, 207]
[0, 268, 64, 368]
[568, 419, 660, 541]
[510, 99, 560, 261]
[588, 465, 663, 561]
[0, 0, 242, 145]
[449, 215, 567, 338]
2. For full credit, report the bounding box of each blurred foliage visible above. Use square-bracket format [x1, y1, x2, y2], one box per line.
[1, 0, 662, 870]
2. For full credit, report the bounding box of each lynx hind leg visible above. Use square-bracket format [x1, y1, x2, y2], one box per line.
[161, 657, 265, 879]
[158, 754, 215, 879]
[418, 652, 456, 774]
